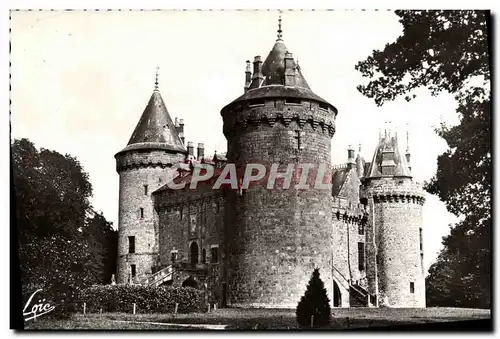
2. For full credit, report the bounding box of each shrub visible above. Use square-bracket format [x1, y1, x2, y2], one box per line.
[296, 268, 331, 328]
[75, 285, 205, 314]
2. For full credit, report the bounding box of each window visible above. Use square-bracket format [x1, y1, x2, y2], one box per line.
[144, 185, 148, 195]
[131, 264, 136, 278]
[294, 130, 302, 150]
[180, 208, 183, 220]
[358, 219, 365, 235]
[140, 208, 144, 219]
[210, 245, 219, 263]
[202, 249, 207, 263]
[358, 242, 365, 271]
[285, 97, 301, 105]
[410, 282, 415, 293]
[171, 251, 178, 263]
[248, 98, 265, 106]
[159, 178, 162, 183]
[419, 228, 423, 251]
[216, 201, 220, 213]
[318, 102, 329, 110]
[128, 236, 135, 254]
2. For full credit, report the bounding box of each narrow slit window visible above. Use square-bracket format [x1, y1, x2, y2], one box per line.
[410, 282, 415, 293]
[358, 242, 365, 271]
[210, 246, 219, 263]
[128, 236, 135, 254]
[144, 185, 148, 195]
[140, 208, 144, 219]
[131, 264, 136, 278]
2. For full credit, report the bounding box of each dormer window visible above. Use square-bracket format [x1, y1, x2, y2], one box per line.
[248, 98, 265, 107]
[285, 98, 301, 105]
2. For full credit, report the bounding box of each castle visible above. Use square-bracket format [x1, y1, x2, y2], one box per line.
[114, 18, 426, 308]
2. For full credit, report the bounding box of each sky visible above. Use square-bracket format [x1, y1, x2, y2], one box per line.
[10, 9, 462, 274]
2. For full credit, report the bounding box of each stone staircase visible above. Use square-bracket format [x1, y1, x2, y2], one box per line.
[140, 265, 176, 287]
[332, 265, 376, 307]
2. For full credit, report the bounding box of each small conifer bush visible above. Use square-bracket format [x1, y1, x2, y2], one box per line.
[296, 268, 332, 328]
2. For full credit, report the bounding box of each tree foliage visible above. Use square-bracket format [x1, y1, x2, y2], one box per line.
[12, 138, 118, 315]
[296, 268, 331, 328]
[356, 10, 491, 308]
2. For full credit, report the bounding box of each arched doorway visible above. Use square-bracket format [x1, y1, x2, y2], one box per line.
[182, 276, 198, 288]
[333, 280, 342, 307]
[190, 242, 199, 265]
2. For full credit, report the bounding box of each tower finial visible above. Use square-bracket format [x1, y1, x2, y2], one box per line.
[406, 123, 410, 153]
[154, 66, 159, 91]
[277, 11, 283, 41]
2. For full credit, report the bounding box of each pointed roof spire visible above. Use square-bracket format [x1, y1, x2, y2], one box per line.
[154, 66, 159, 92]
[277, 11, 283, 41]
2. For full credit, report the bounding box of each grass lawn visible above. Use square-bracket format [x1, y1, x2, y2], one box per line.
[24, 307, 491, 330]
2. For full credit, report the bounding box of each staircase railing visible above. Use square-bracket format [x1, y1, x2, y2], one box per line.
[140, 265, 175, 287]
[331, 265, 350, 290]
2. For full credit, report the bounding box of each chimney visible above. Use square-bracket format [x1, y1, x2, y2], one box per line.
[244, 60, 252, 93]
[284, 52, 296, 86]
[251, 56, 264, 87]
[197, 143, 205, 159]
[347, 145, 356, 168]
[187, 141, 194, 157]
[174, 117, 179, 127]
[178, 119, 185, 145]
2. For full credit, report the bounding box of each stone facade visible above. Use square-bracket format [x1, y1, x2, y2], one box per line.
[115, 23, 426, 308]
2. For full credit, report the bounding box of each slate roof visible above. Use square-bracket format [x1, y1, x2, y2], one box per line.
[366, 135, 411, 178]
[221, 39, 336, 114]
[331, 166, 350, 197]
[117, 90, 186, 155]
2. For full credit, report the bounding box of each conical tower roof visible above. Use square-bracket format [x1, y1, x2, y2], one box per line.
[366, 132, 411, 178]
[222, 16, 336, 113]
[117, 85, 186, 155]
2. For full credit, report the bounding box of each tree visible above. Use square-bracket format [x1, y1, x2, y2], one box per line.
[355, 10, 491, 308]
[296, 268, 331, 328]
[12, 138, 117, 315]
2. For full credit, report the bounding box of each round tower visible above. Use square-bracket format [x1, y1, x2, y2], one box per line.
[220, 20, 338, 307]
[115, 77, 186, 284]
[362, 130, 425, 307]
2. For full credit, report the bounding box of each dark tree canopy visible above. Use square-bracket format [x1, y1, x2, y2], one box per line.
[12, 138, 118, 314]
[296, 268, 331, 328]
[356, 10, 490, 308]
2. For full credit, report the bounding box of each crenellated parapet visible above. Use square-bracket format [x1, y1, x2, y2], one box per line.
[222, 98, 336, 138]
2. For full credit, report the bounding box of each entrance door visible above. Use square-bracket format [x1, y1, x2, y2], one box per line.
[190, 242, 199, 265]
[333, 280, 342, 307]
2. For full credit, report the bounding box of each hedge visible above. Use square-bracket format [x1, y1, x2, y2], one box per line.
[75, 285, 205, 314]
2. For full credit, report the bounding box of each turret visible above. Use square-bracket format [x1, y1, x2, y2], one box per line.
[220, 15, 340, 308]
[114, 69, 186, 284]
[361, 129, 425, 307]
